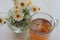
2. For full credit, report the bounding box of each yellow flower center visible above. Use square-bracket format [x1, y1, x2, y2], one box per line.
[16, 14, 21, 18]
[15, 6, 18, 9]
[20, 2, 25, 7]
[0, 18, 2, 23]
[32, 7, 37, 12]
[13, 0, 17, 2]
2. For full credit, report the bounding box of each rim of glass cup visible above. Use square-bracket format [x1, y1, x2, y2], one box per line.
[29, 12, 56, 35]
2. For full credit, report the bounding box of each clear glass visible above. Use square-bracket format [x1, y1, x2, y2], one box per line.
[8, 8, 30, 33]
[29, 12, 58, 40]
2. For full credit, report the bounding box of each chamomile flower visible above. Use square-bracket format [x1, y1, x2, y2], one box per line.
[14, 9, 18, 13]
[13, 0, 17, 2]
[32, 6, 38, 12]
[0, 18, 2, 24]
[13, 13, 24, 21]
[13, 0, 18, 5]
[0, 12, 8, 24]
[0, 17, 4, 25]
[14, 5, 19, 10]
[0, 17, 8, 25]
[31, 6, 40, 13]
[15, 5, 19, 9]
[13, 5, 20, 13]
[18, 0, 27, 9]
[20, 2, 25, 7]
[27, 0, 32, 6]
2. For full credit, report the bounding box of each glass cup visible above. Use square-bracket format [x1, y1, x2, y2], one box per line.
[29, 12, 58, 40]
[7, 7, 31, 34]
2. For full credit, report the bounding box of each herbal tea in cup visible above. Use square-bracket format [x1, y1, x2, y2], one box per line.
[29, 12, 58, 40]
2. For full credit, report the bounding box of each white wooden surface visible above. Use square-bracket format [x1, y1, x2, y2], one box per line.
[0, 0, 60, 40]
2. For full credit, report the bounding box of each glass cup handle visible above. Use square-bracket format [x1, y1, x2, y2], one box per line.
[54, 19, 59, 27]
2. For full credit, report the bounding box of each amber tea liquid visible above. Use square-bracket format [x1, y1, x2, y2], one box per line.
[30, 18, 52, 40]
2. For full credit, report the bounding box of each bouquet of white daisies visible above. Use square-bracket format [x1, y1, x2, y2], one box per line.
[0, 0, 40, 33]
